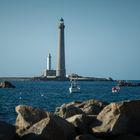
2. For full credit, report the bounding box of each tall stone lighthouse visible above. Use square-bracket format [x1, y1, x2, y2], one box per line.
[47, 53, 51, 70]
[56, 18, 66, 78]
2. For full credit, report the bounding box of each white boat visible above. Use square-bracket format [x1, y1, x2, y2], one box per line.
[69, 79, 80, 93]
[112, 86, 120, 93]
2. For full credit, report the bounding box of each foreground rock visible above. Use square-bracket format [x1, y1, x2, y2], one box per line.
[16, 105, 48, 133]
[78, 99, 108, 115]
[75, 134, 103, 140]
[0, 81, 15, 88]
[113, 134, 140, 140]
[67, 114, 96, 134]
[91, 100, 140, 136]
[0, 121, 19, 140]
[16, 105, 76, 140]
[55, 103, 85, 119]
[2, 99, 140, 140]
[55, 99, 108, 119]
[19, 113, 76, 140]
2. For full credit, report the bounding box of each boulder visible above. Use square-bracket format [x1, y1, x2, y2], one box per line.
[20, 133, 48, 140]
[15, 105, 48, 133]
[20, 113, 76, 140]
[75, 134, 103, 140]
[55, 99, 108, 118]
[64, 101, 83, 107]
[79, 99, 108, 115]
[20, 117, 66, 140]
[0, 121, 19, 140]
[55, 104, 84, 119]
[113, 134, 140, 140]
[0, 81, 15, 88]
[55, 101, 82, 115]
[91, 100, 140, 136]
[67, 114, 96, 134]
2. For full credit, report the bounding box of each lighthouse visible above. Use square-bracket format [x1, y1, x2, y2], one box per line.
[47, 53, 51, 70]
[56, 18, 66, 78]
[43, 53, 56, 77]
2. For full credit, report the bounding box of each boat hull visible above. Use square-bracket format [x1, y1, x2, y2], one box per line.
[69, 87, 80, 93]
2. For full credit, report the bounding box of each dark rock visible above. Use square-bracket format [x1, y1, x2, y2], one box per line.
[75, 134, 103, 140]
[113, 134, 140, 140]
[15, 105, 48, 133]
[0, 121, 19, 140]
[20, 133, 48, 140]
[91, 100, 140, 136]
[0, 81, 15, 88]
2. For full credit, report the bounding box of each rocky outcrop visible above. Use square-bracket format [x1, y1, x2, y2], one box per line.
[0, 121, 19, 140]
[91, 100, 140, 136]
[0, 81, 15, 88]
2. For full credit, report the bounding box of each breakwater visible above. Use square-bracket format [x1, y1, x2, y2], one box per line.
[1, 99, 140, 140]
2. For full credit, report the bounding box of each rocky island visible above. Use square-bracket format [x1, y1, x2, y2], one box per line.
[1, 99, 140, 140]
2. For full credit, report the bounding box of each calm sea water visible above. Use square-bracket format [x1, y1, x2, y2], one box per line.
[0, 80, 140, 124]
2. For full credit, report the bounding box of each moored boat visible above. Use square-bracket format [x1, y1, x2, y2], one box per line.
[112, 86, 120, 93]
[69, 79, 81, 93]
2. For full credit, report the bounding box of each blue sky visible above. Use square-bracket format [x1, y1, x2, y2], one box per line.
[0, 0, 140, 80]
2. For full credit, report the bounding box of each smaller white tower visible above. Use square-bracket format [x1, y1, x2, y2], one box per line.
[47, 53, 51, 70]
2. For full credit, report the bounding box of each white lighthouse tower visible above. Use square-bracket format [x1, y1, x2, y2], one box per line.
[43, 53, 56, 77]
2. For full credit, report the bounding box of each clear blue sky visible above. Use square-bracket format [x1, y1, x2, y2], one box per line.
[0, 0, 140, 80]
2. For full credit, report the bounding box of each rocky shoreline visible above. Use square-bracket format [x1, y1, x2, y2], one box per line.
[1, 99, 140, 140]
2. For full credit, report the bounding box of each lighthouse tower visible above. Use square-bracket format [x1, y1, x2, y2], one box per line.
[56, 18, 66, 78]
[47, 53, 51, 70]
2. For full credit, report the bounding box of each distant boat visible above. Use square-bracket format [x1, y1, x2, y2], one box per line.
[69, 79, 81, 93]
[112, 86, 120, 93]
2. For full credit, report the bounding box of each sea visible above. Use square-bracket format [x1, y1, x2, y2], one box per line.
[0, 80, 140, 124]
